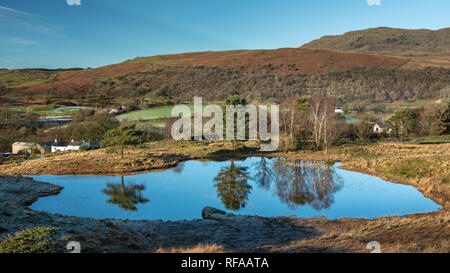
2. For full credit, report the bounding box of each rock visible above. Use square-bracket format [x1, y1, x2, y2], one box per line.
[202, 207, 227, 220]
[0, 226, 7, 234]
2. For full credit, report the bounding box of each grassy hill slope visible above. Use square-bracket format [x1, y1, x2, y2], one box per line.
[1, 48, 406, 98]
[302, 27, 450, 56]
[302, 27, 450, 69]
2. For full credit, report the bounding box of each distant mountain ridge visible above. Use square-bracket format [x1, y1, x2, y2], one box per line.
[301, 27, 450, 57]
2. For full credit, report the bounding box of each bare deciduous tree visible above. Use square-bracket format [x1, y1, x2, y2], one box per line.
[307, 96, 338, 160]
[280, 96, 308, 151]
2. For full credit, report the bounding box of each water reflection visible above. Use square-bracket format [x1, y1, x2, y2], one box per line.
[103, 159, 344, 213]
[102, 176, 149, 211]
[213, 160, 252, 211]
[249, 158, 344, 211]
[271, 159, 343, 210]
[30, 157, 441, 220]
[172, 162, 185, 174]
[252, 157, 275, 190]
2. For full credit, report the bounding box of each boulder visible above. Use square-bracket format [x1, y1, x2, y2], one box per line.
[202, 207, 227, 220]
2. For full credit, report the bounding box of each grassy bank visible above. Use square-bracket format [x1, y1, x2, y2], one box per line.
[334, 143, 449, 208]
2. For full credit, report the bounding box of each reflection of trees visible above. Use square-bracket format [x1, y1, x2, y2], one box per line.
[252, 158, 343, 210]
[172, 162, 185, 174]
[102, 176, 149, 211]
[253, 157, 274, 190]
[213, 161, 252, 211]
[272, 159, 343, 210]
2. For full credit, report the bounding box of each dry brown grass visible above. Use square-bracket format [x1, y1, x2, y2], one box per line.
[335, 142, 450, 208]
[0, 140, 264, 176]
[265, 210, 449, 253]
[156, 243, 226, 253]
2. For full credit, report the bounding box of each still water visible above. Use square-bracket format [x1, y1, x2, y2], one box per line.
[30, 157, 442, 221]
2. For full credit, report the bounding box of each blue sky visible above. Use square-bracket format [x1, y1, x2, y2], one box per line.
[1, 0, 449, 69]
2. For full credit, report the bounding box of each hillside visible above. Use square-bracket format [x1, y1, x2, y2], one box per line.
[301, 27, 450, 69]
[1, 42, 449, 104]
[1, 48, 406, 100]
[302, 27, 450, 56]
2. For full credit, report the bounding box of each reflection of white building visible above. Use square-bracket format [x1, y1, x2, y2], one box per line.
[51, 139, 89, 153]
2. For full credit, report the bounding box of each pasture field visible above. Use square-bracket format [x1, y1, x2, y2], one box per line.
[117, 104, 203, 122]
[4, 105, 89, 119]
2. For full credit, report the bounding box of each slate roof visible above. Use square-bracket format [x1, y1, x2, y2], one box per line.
[52, 141, 69, 147]
[374, 122, 388, 128]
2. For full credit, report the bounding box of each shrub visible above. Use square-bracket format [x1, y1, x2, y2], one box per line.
[326, 159, 336, 166]
[0, 227, 57, 253]
[103, 124, 147, 158]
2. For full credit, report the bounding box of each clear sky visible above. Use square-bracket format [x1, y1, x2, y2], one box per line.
[1, 0, 449, 69]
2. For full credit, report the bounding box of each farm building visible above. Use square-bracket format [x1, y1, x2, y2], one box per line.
[12, 142, 45, 155]
[51, 139, 89, 153]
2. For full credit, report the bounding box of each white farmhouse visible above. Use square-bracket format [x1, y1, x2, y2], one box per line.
[51, 139, 89, 153]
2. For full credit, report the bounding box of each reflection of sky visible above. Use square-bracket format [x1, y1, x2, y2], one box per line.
[30, 158, 442, 221]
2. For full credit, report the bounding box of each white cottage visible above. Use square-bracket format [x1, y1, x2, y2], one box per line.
[51, 139, 89, 153]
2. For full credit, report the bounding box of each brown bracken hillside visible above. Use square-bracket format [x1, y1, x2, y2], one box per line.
[6, 48, 406, 97]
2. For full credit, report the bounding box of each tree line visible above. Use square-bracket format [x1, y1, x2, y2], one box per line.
[31, 65, 449, 104]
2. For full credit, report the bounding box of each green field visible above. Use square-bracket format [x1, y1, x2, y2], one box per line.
[409, 135, 450, 144]
[142, 119, 170, 128]
[5, 105, 89, 119]
[116, 105, 198, 122]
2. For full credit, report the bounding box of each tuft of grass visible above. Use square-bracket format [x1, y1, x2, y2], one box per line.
[156, 243, 225, 253]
